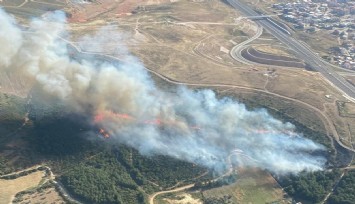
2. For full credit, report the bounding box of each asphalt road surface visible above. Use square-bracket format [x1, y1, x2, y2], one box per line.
[227, 0, 355, 100]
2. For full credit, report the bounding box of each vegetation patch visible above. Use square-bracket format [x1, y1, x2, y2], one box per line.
[336, 101, 355, 118]
[279, 170, 342, 204]
[328, 170, 355, 204]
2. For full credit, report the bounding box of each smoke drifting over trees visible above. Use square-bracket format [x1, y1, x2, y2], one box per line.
[0, 9, 326, 174]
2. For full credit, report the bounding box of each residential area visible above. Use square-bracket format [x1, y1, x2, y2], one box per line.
[272, 0, 354, 69]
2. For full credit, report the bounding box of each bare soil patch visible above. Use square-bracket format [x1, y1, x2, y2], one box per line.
[162, 193, 202, 204]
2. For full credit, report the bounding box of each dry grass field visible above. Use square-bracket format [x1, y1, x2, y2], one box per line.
[342, 102, 355, 116]
[15, 187, 66, 204]
[254, 45, 293, 58]
[202, 169, 289, 204]
[0, 171, 44, 204]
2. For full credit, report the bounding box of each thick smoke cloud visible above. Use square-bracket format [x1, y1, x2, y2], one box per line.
[0, 10, 326, 174]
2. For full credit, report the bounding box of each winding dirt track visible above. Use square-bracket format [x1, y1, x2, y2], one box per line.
[149, 183, 195, 204]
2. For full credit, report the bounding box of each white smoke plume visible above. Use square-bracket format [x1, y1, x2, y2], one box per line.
[0, 9, 326, 174]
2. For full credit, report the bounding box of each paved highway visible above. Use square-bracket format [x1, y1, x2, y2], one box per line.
[227, 0, 355, 100]
[230, 25, 263, 65]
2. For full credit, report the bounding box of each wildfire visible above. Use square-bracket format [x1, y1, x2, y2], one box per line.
[98, 128, 110, 138]
[93, 110, 201, 139]
[94, 110, 201, 129]
[94, 111, 135, 123]
[144, 119, 163, 125]
[94, 110, 296, 139]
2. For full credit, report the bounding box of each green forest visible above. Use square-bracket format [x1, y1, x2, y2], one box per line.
[328, 170, 355, 204]
[280, 170, 342, 203]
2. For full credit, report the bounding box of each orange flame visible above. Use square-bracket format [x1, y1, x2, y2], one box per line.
[93, 110, 201, 132]
[98, 128, 110, 138]
[144, 119, 162, 125]
[94, 111, 295, 139]
[94, 110, 135, 123]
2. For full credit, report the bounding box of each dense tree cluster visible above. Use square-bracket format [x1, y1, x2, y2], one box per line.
[131, 150, 208, 188]
[62, 152, 146, 204]
[60, 147, 209, 204]
[29, 112, 210, 203]
[280, 170, 341, 203]
[328, 170, 355, 204]
[63, 166, 124, 203]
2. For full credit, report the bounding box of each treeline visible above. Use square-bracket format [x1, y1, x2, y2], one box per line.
[129, 148, 208, 188]
[279, 170, 341, 203]
[328, 170, 355, 204]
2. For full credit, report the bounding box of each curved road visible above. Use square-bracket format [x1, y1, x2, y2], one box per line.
[226, 0, 355, 101]
[149, 183, 195, 204]
[230, 25, 263, 65]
